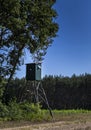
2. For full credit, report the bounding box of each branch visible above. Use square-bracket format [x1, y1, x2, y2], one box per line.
[6, 44, 25, 89]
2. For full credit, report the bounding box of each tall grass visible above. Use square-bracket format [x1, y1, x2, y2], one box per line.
[52, 109, 91, 121]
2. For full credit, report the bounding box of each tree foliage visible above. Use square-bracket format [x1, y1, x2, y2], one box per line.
[0, 0, 58, 79]
[42, 74, 91, 109]
[1, 74, 91, 110]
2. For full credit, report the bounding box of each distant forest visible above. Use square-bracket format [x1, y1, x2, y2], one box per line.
[0, 73, 91, 110]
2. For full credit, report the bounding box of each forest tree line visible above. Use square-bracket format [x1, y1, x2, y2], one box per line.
[0, 73, 91, 110]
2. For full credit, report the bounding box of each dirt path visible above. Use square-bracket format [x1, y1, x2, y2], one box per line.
[1, 121, 91, 130]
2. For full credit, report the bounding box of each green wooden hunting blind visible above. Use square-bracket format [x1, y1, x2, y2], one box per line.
[26, 63, 41, 81]
[26, 63, 53, 118]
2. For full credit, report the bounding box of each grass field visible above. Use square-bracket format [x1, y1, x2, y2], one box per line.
[52, 109, 91, 121]
[0, 109, 91, 130]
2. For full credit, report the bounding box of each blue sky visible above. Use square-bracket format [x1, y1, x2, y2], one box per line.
[16, 0, 91, 78]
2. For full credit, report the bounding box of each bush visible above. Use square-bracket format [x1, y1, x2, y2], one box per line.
[20, 102, 45, 121]
[0, 101, 49, 121]
[0, 102, 9, 120]
[8, 100, 22, 120]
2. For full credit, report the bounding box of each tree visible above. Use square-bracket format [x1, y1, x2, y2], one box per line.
[0, 0, 58, 82]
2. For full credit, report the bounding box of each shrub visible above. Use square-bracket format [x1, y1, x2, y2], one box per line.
[8, 100, 22, 120]
[20, 102, 45, 121]
[0, 101, 50, 121]
[0, 102, 9, 120]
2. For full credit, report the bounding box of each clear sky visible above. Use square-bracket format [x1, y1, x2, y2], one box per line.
[16, 0, 91, 78]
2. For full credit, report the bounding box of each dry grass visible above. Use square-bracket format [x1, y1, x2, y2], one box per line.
[1, 121, 91, 130]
